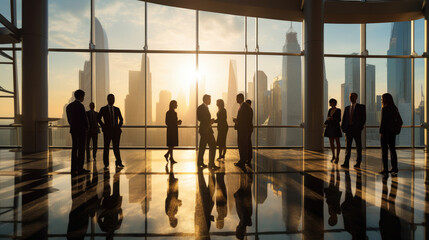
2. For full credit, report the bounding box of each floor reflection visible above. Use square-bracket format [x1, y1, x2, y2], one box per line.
[0, 149, 428, 239]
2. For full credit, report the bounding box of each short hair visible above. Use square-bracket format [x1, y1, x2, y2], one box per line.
[89, 102, 95, 106]
[74, 89, 85, 99]
[245, 99, 252, 105]
[169, 100, 177, 110]
[203, 94, 211, 101]
[350, 92, 358, 98]
[216, 99, 225, 108]
[236, 93, 244, 100]
[107, 93, 114, 99]
[329, 98, 337, 106]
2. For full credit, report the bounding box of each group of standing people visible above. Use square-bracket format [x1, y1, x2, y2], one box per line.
[165, 93, 253, 171]
[324, 92, 402, 176]
[66, 89, 124, 175]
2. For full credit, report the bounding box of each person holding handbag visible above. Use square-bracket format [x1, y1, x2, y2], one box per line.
[324, 98, 342, 163]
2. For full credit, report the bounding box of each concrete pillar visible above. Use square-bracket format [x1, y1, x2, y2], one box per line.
[425, 8, 429, 152]
[22, 0, 48, 154]
[304, 0, 324, 151]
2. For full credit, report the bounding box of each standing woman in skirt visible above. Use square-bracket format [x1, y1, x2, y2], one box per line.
[324, 98, 342, 163]
[214, 99, 228, 159]
[165, 100, 182, 164]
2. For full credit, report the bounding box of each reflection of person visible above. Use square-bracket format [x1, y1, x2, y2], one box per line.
[324, 167, 342, 226]
[165, 163, 182, 228]
[234, 172, 253, 240]
[214, 99, 228, 160]
[197, 94, 219, 169]
[379, 177, 401, 239]
[379, 93, 401, 176]
[324, 98, 342, 164]
[67, 175, 90, 239]
[195, 168, 215, 239]
[341, 170, 366, 239]
[341, 92, 366, 168]
[165, 100, 182, 164]
[98, 170, 123, 239]
[86, 102, 100, 162]
[215, 162, 227, 229]
[97, 94, 124, 170]
[233, 94, 253, 169]
[66, 89, 89, 175]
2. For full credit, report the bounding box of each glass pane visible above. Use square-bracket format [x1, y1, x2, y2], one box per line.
[415, 127, 424, 147]
[0, 0, 11, 21]
[48, 52, 91, 121]
[415, 19, 424, 55]
[366, 63, 377, 126]
[147, 3, 195, 50]
[246, 55, 256, 124]
[95, 0, 145, 49]
[415, 59, 424, 127]
[147, 127, 195, 147]
[0, 98, 13, 117]
[50, 127, 71, 147]
[199, 11, 244, 51]
[148, 54, 196, 126]
[367, 21, 411, 55]
[247, 17, 256, 52]
[258, 128, 302, 147]
[324, 24, 360, 54]
[48, 0, 90, 48]
[0, 64, 13, 96]
[258, 19, 302, 53]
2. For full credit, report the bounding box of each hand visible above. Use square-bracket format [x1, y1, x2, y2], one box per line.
[233, 118, 237, 123]
[178, 120, 182, 125]
[210, 119, 215, 125]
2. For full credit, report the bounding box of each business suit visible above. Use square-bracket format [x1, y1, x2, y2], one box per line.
[234, 172, 253, 239]
[66, 100, 89, 173]
[236, 102, 253, 166]
[380, 106, 399, 172]
[341, 103, 366, 167]
[197, 103, 216, 167]
[97, 105, 124, 168]
[86, 110, 100, 161]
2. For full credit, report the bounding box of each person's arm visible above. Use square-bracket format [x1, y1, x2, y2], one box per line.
[341, 107, 347, 132]
[66, 105, 72, 126]
[81, 104, 89, 130]
[334, 109, 341, 123]
[361, 105, 366, 130]
[118, 108, 123, 127]
[97, 108, 105, 129]
[380, 108, 385, 134]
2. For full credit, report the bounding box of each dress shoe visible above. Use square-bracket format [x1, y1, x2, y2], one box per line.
[78, 169, 90, 175]
[234, 162, 245, 168]
[104, 166, 109, 171]
[198, 163, 208, 169]
[354, 162, 361, 168]
[246, 162, 252, 168]
[341, 163, 349, 168]
[209, 165, 220, 170]
[389, 168, 399, 174]
[116, 163, 125, 169]
[170, 158, 177, 164]
[379, 170, 388, 175]
[164, 153, 169, 162]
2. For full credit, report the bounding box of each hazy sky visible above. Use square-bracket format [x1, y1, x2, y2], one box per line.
[0, 1, 425, 121]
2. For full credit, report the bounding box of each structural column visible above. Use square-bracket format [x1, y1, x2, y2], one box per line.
[304, 0, 324, 151]
[425, 7, 429, 152]
[22, 0, 48, 153]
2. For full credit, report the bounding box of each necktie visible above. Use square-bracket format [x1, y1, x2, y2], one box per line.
[110, 107, 115, 127]
[349, 105, 354, 124]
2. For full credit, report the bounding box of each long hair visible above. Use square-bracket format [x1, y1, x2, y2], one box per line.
[381, 93, 396, 108]
[169, 100, 177, 111]
[216, 99, 225, 109]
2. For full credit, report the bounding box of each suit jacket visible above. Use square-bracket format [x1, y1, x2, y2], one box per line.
[341, 103, 366, 133]
[86, 110, 100, 134]
[197, 104, 213, 135]
[97, 105, 123, 133]
[236, 102, 253, 134]
[379, 106, 398, 135]
[66, 100, 88, 134]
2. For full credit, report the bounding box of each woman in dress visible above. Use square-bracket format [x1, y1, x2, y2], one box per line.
[324, 98, 342, 163]
[164, 100, 182, 164]
[214, 99, 228, 159]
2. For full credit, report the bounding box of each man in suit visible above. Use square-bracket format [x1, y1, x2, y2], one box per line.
[197, 94, 219, 169]
[97, 94, 125, 170]
[86, 102, 99, 162]
[66, 89, 89, 175]
[234, 94, 253, 169]
[341, 92, 366, 168]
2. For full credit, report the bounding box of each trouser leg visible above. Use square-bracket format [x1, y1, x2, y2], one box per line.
[198, 134, 208, 166]
[77, 133, 86, 170]
[344, 133, 353, 165]
[103, 133, 111, 167]
[381, 135, 389, 171]
[92, 134, 98, 159]
[389, 135, 398, 170]
[208, 134, 216, 166]
[112, 130, 122, 165]
[86, 133, 91, 160]
[355, 131, 363, 163]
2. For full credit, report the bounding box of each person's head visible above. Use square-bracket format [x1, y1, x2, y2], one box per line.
[381, 93, 395, 108]
[329, 98, 337, 107]
[169, 216, 178, 228]
[89, 102, 95, 110]
[236, 93, 244, 104]
[203, 94, 211, 105]
[74, 89, 85, 102]
[216, 219, 225, 229]
[216, 99, 225, 109]
[328, 215, 338, 226]
[107, 94, 115, 106]
[169, 100, 177, 110]
[349, 92, 358, 104]
[245, 99, 252, 106]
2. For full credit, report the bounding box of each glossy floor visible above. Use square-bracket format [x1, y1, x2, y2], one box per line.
[0, 148, 428, 239]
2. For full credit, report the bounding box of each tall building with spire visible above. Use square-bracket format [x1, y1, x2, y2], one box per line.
[226, 60, 239, 126]
[94, 17, 110, 108]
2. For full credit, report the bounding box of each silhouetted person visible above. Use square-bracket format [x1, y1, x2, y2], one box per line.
[165, 163, 182, 228]
[234, 172, 253, 240]
[245, 99, 252, 106]
[165, 100, 182, 164]
[379, 93, 401, 176]
[67, 175, 89, 239]
[324, 167, 342, 227]
[86, 161, 100, 223]
[215, 162, 227, 229]
[233, 94, 253, 169]
[341, 170, 366, 239]
[197, 94, 219, 170]
[324, 98, 342, 163]
[86, 102, 100, 162]
[97, 94, 124, 170]
[379, 177, 401, 240]
[195, 168, 215, 239]
[246, 100, 254, 165]
[98, 170, 123, 239]
[66, 89, 89, 175]
[341, 92, 366, 168]
[214, 99, 228, 160]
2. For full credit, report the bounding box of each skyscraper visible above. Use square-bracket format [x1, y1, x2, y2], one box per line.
[344, 55, 360, 108]
[255, 70, 268, 125]
[94, 17, 110, 108]
[226, 60, 239, 125]
[366, 64, 376, 125]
